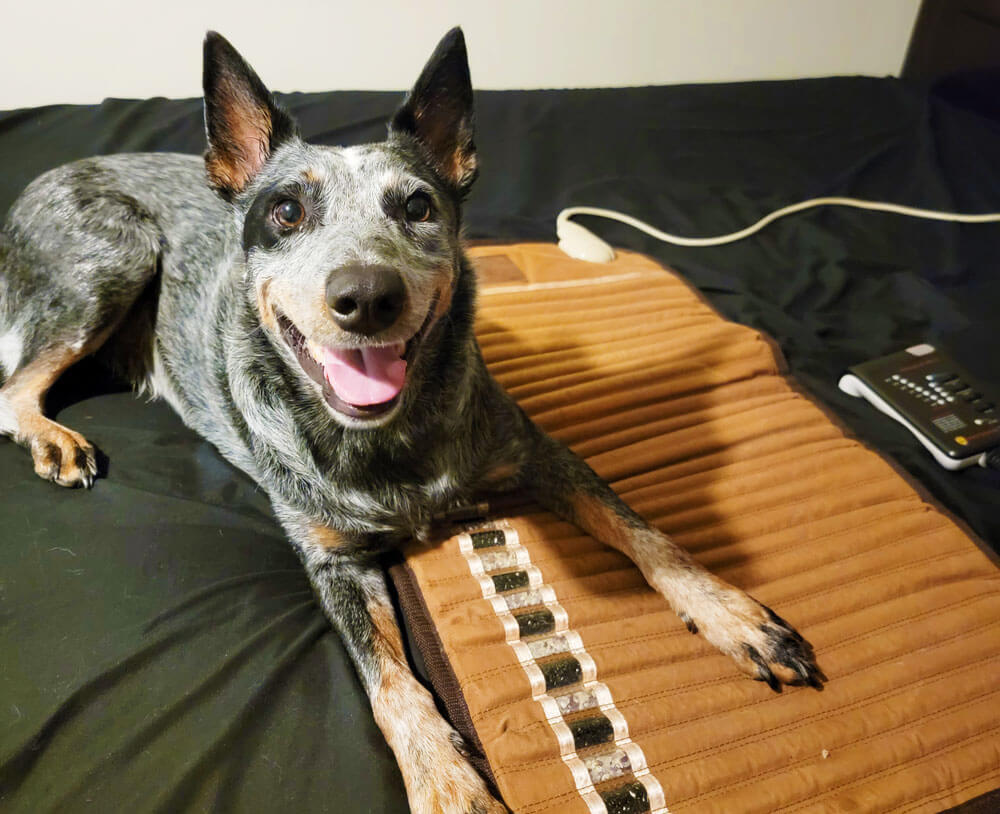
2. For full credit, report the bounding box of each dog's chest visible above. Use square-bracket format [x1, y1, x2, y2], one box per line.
[318, 435, 470, 537]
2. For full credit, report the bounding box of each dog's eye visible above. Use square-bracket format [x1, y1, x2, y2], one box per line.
[273, 199, 305, 229]
[404, 192, 433, 223]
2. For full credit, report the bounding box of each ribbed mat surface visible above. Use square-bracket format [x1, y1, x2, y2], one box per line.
[401, 244, 1000, 814]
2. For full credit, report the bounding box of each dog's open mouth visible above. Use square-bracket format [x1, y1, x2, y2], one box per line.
[276, 295, 438, 421]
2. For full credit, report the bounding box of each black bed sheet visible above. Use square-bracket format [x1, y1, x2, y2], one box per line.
[2, 77, 998, 812]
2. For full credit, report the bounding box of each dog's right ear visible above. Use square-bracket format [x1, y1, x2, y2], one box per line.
[202, 32, 298, 198]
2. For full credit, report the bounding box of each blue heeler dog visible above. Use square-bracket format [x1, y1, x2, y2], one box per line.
[0, 29, 823, 813]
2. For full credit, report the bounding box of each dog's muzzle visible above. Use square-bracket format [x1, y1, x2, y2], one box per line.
[276, 289, 440, 423]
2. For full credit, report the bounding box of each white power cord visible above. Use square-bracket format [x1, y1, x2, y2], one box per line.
[556, 198, 1000, 263]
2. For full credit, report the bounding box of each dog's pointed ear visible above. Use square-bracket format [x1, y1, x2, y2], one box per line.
[202, 31, 298, 197]
[390, 27, 477, 195]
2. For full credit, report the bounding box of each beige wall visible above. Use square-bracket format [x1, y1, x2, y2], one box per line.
[0, 0, 921, 109]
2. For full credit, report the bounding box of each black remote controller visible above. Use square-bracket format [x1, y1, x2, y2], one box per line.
[839, 343, 1000, 470]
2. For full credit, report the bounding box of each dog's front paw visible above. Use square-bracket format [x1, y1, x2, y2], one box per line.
[680, 589, 825, 691]
[28, 422, 98, 488]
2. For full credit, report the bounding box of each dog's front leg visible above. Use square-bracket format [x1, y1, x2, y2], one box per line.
[290, 522, 506, 814]
[515, 428, 824, 691]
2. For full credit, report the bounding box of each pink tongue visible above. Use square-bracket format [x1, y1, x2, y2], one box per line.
[320, 344, 407, 407]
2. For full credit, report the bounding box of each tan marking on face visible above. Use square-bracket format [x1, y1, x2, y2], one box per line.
[302, 168, 322, 184]
[430, 268, 456, 323]
[256, 279, 278, 333]
[263, 275, 339, 348]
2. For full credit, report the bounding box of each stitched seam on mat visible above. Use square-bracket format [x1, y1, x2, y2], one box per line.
[611, 433, 855, 486]
[586, 410, 838, 485]
[680, 499, 919, 556]
[583, 554, 982, 664]
[774, 728, 1000, 814]
[474, 591, 997, 719]
[533, 366, 785, 428]
[576, 394, 808, 462]
[644, 471, 900, 537]
[613, 435, 851, 492]
[612, 436, 840, 500]
[643, 646, 1000, 775]
[772, 542, 978, 607]
[895, 766, 1000, 814]
[692, 506, 937, 569]
[674, 685, 1000, 806]
[609, 437, 858, 500]
[503, 629, 1000, 769]
[645, 472, 901, 535]
[479, 311, 720, 345]
[605, 592, 1000, 715]
[503, 337, 766, 393]
[666, 494, 926, 556]
[620, 446, 891, 510]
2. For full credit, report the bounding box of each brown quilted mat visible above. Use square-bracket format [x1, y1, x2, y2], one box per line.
[396, 244, 1000, 814]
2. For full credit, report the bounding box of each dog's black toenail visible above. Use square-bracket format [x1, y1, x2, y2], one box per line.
[745, 644, 782, 692]
[679, 612, 698, 634]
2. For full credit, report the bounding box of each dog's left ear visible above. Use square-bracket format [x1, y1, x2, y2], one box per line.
[202, 31, 299, 197]
[390, 27, 478, 195]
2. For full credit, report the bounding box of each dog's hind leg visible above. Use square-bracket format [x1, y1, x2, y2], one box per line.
[0, 343, 105, 487]
[0, 159, 163, 487]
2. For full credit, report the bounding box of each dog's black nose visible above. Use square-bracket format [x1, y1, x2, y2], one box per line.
[326, 265, 407, 335]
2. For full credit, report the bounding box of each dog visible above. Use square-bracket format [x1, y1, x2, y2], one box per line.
[0, 28, 823, 813]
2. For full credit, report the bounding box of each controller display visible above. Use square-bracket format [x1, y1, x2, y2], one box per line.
[839, 344, 1000, 470]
